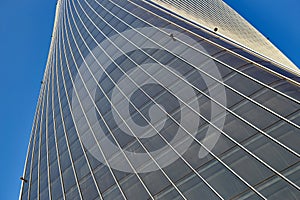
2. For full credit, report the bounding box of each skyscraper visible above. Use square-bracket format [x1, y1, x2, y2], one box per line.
[20, 0, 300, 199]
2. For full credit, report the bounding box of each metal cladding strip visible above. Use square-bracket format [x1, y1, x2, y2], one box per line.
[65, 0, 163, 198]
[19, 9, 59, 197]
[53, 1, 94, 199]
[61, 3, 125, 198]
[20, 0, 62, 197]
[53, 2, 85, 199]
[37, 62, 50, 200]
[71, 0, 224, 198]
[72, 0, 234, 198]
[128, 0, 300, 120]
[104, 0, 300, 159]
[50, 25, 67, 200]
[241, 162, 300, 198]
[83, 0, 266, 197]
[61, 0, 133, 198]
[85, 0, 299, 192]
[20, 0, 300, 199]
[67, 0, 186, 198]
[135, 0, 300, 86]
[28, 80, 46, 199]
[60, 4, 128, 200]
[20, 84, 43, 200]
[59, 25, 128, 200]
[58, 31, 107, 200]
[42, 0, 62, 85]
[109, 0, 300, 191]
[19, 65, 45, 199]
[78, 1, 267, 199]
[67, 0, 191, 199]
[149, 0, 299, 72]
[69, 0, 222, 198]
[74, 0, 265, 198]
[37, 44, 57, 199]
[101, 0, 300, 159]
[44, 53, 54, 200]
[27, 63, 50, 200]
[56, 2, 104, 199]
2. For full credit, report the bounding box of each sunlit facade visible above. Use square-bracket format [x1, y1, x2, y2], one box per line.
[20, 0, 300, 199]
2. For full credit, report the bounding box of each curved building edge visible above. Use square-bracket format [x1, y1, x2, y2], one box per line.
[149, 0, 300, 75]
[18, 0, 63, 199]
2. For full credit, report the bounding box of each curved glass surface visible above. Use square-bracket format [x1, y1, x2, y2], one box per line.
[20, 0, 300, 199]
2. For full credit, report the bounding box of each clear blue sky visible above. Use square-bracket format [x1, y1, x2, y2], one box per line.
[0, 1, 299, 199]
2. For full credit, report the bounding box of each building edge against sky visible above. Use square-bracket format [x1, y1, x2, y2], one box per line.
[53, 0, 300, 74]
[20, 0, 299, 200]
[151, 0, 299, 73]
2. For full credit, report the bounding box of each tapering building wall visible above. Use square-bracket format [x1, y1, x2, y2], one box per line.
[152, 0, 299, 71]
[20, 0, 300, 199]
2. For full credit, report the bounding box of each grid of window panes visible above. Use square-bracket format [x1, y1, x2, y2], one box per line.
[20, 0, 300, 200]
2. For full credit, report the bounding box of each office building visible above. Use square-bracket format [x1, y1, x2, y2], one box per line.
[20, 0, 300, 199]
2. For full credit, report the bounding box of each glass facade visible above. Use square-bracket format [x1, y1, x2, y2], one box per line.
[20, 0, 300, 199]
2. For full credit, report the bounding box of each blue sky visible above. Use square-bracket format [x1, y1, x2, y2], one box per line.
[0, 1, 56, 199]
[224, 0, 300, 68]
[0, 1, 299, 199]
